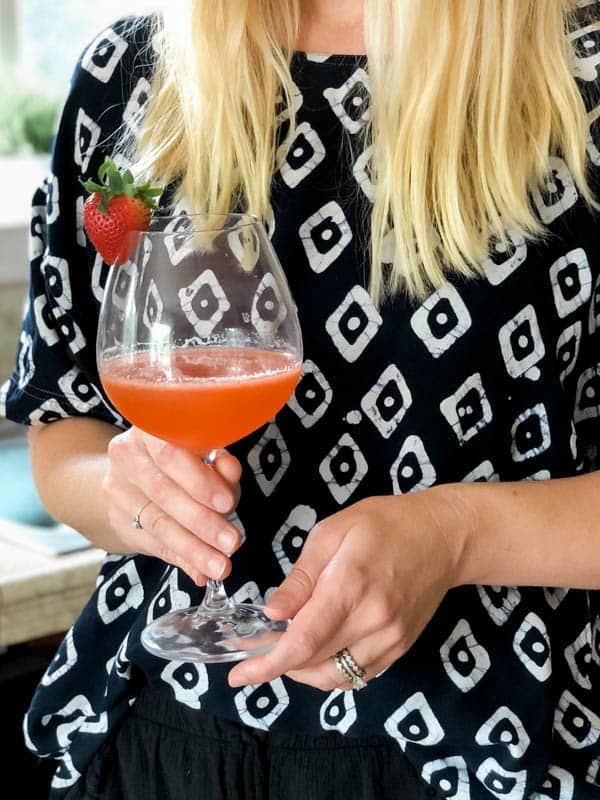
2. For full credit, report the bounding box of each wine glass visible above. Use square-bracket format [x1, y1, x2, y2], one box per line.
[97, 213, 303, 662]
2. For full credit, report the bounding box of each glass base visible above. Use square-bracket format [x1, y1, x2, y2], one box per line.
[140, 603, 288, 663]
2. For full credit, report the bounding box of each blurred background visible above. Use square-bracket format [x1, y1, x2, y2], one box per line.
[0, 2, 156, 794]
[1, 0, 157, 380]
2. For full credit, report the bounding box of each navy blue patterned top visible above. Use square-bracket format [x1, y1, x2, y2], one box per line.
[3, 12, 600, 800]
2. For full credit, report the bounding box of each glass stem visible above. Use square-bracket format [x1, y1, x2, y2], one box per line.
[198, 449, 233, 614]
[201, 579, 233, 612]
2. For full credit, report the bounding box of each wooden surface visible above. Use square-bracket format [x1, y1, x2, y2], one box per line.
[0, 519, 104, 647]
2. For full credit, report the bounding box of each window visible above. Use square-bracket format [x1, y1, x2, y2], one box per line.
[0, 1, 158, 275]
[11, 1, 157, 96]
[0, 0, 158, 158]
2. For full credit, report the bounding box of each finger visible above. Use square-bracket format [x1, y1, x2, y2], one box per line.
[286, 633, 401, 693]
[229, 570, 407, 688]
[134, 463, 241, 555]
[264, 522, 345, 621]
[109, 504, 210, 586]
[229, 580, 355, 687]
[213, 451, 243, 486]
[141, 432, 239, 514]
[105, 445, 241, 557]
[110, 493, 231, 582]
[213, 451, 242, 507]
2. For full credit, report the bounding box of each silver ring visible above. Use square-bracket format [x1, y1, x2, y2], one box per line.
[132, 500, 152, 530]
[335, 648, 368, 691]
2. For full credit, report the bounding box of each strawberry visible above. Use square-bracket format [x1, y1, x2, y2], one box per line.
[82, 156, 162, 265]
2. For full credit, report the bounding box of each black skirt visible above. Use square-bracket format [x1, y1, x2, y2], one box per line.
[64, 687, 440, 800]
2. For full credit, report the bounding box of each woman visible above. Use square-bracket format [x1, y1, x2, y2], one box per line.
[3, 0, 600, 797]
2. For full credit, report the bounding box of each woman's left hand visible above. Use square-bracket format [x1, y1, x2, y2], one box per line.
[228, 487, 471, 690]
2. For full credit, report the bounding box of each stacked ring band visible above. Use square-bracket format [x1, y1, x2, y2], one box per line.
[334, 648, 368, 691]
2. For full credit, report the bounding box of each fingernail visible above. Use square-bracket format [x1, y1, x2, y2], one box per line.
[212, 493, 231, 513]
[264, 605, 284, 620]
[208, 558, 225, 580]
[217, 531, 236, 552]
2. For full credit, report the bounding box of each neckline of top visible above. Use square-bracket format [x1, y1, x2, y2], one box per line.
[293, 51, 367, 65]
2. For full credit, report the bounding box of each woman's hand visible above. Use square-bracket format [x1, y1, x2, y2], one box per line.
[228, 488, 471, 690]
[102, 426, 243, 585]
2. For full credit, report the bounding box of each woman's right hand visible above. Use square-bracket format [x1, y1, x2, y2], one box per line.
[102, 426, 243, 585]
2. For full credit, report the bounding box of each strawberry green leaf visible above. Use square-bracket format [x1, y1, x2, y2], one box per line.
[81, 155, 162, 216]
[98, 156, 115, 182]
[110, 170, 124, 194]
[81, 179, 104, 193]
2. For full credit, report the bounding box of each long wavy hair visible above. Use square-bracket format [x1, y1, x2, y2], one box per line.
[134, 0, 594, 300]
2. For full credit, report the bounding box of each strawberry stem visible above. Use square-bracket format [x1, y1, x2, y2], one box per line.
[82, 156, 161, 216]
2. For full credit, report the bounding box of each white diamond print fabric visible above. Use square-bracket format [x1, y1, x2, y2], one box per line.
[361, 364, 413, 439]
[234, 679, 290, 731]
[178, 269, 231, 338]
[323, 68, 371, 134]
[410, 283, 473, 358]
[440, 374, 493, 444]
[440, 619, 491, 693]
[319, 432, 368, 504]
[247, 423, 291, 497]
[325, 284, 383, 362]
[384, 692, 445, 751]
[81, 27, 128, 83]
[287, 359, 333, 428]
[278, 122, 326, 188]
[299, 201, 353, 274]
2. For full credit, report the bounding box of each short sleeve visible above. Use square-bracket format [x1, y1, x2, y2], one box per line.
[0, 16, 155, 429]
[570, 10, 600, 470]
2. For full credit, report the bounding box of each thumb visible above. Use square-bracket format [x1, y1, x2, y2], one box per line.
[264, 520, 343, 620]
[213, 450, 242, 486]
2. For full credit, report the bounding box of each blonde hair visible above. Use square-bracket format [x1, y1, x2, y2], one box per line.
[136, 0, 594, 300]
